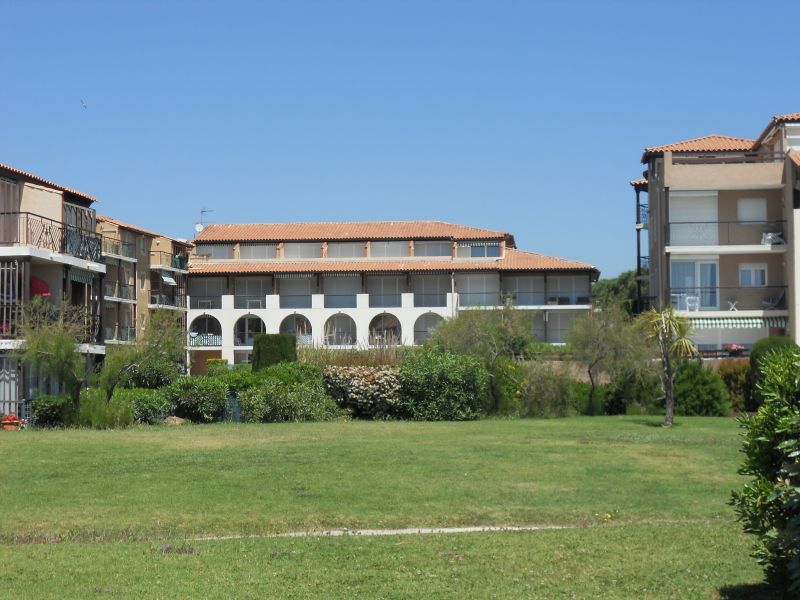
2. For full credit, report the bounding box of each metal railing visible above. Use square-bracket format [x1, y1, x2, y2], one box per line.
[667, 286, 787, 312]
[638, 204, 648, 226]
[233, 295, 266, 310]
[0, 212, 102, 262]
[369, 293, 402, 308]
[188, 332, 222, 347]
[666, 221, 786, 246]
[190, 295, 223, 309]
[150, 251, 189, 271]
[104, 281, 135, 301]
[279, 294, 312, 309]
[638, 256, 650, 271]
[101, 237, 136, 259]
[671, 151, 784, 165]
[105, 326, 136, 342]
[149, 293, 187, 308]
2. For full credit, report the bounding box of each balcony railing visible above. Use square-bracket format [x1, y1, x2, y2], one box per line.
[279, 294, 312, 309]
[637, 204, 648, 226]
[671, 151, 784, 165]
[638, 256, 650, 272]
[324, 294, 357, 309]
[149, 293, 187, 309]
[0, 212, 102, 262]
[101, 237, 136, 259]
[369, 293, 402, 308]
[668, 286, 787, 312]
[150, 251, 189, 271]
[104, 281, 135, 301]
[233, 295, 266, 310]
[105, 326, 136, 342]
[666, 221, 787, 246]
[188, 332, 222, 347]
[190, 295, 223, 309]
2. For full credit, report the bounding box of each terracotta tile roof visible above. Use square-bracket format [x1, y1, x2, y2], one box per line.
[753, 112, 800, 148]
[789, 152, 800, 167]
[629, 178, 648, 188]
[0, 161, 96, 202]
[195, 221, 513, 244]
[97, 214, 193, 247]
[189, 247, 597, 276]
[641, 134, 755, 163]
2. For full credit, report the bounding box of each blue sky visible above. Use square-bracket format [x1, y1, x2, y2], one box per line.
[1, 0, 797, 278]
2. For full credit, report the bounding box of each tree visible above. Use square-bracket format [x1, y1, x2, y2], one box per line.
[15, 297, 95, 411]
[591, 270, 647, 315]
[639, 306, 697, 427]
[566, 304, 651, 414]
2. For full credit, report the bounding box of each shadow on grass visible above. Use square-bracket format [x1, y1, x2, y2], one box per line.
[718, 583, 786, 599]
[627, 418, 683, 429]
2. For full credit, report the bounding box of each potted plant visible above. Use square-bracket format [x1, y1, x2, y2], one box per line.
[1, 414, 26, 430]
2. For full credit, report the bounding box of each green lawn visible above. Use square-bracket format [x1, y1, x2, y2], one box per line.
[0, 417, 778, 598]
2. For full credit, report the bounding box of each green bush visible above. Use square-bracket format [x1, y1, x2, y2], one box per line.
[716, 359, 751, 413]
[252, 334, 297, 371]
[323, 366, 401, 418]
[673, 361, 730, 416]
[260, 362, 322, 387]
[163, 377, 228, 423]
[603, 369, 661, 416]
[239, 378, 343, 423]
[212, 364, 264, 393]
[565, 380, 606, 416]
[398, 348, 488, 421]
[112, 387, 174, 423]
[748, 336, 798, 410]
[76, 388, 135, 429]
[206, 359, 229, 377]
[501, 360, 573, 418]
[31, 394, 73, 427]
[731, 346, 800, 593]
[120, 354, 181, 389]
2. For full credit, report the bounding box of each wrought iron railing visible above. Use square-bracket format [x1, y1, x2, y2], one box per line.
[188, 333, 222, 347]
[0, 212, 102, 262]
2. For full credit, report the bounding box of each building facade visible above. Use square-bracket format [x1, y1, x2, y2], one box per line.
[634, 112, 800, 351]
[186, 221, 598, 371]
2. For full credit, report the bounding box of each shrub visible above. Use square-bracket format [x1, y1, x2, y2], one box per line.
[213, 364, 264, 393]
[603, 369, 662, 416]
[206, 359, 229, 377]
[112, 387, 174, 423]
[323, 366, 401, 418]
[239, 378, 343, 423]
[673, 361, 730, 416]
[252, 334, 297, 371]
[120, 354, 181, 389]
[398, 348, 488, 421]
[261, 362, 323, 388]
[501, 360, 573, 418]
[731, 346, 800, 593]
[31, 394, 73, 427]
[716, 359, 751, 413]
[76, 388, 135, 429]
[748, 336, 798, 410]
[163, 377, 228, 423]
[298, 346, 404, 367]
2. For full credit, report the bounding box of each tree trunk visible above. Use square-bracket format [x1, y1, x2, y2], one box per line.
[587, 368, 596, 416]
[660, 323, 674, 428]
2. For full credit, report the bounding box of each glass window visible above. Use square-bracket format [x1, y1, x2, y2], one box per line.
[739, 264, 767, 287]
[414, 241, 451, 257]
[737, 198, 767, 223]
[456, 243, 501, 258]
[327, 242, 365, 258]
[371, 241, 410, 257]
[195, 244, 233, 259]
[283, 243, 321, 259]
[239, 244, 277, 259]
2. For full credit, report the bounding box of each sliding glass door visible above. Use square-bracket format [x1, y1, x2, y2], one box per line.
[669, 260, 718, 311]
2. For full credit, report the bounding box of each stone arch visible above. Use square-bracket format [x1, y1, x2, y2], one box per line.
[413, 312, 444, 345]
[234, 314, 266, 346]
[188, 314, 222, 346]
[369, 313, 402, 346]
[324, 313, 357, 346]
[279, 314, 313, 346]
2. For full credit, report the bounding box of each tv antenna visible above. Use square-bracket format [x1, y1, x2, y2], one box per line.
[194, 207, 214, 234]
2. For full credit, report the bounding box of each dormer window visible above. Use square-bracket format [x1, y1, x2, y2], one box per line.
[414, 241, 451, 257]
[327, 242, 365, 258]
[284, 242, 321, 259]
[456, 242, 501, 258]
[370, 241, 410, 257]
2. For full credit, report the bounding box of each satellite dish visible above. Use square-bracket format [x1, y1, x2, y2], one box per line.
[194, 223, 204, 233]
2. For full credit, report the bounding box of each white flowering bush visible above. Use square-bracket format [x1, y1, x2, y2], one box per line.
[323, 366, 402, 418]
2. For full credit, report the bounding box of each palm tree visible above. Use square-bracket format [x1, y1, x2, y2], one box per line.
[640, 306, 697, 427]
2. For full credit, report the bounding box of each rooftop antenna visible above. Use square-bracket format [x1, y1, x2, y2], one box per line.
[194, 207, 214, 234]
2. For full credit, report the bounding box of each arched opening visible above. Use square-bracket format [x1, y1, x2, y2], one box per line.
[234, 314, 266, 346]
[188, 315, 222, 347]
[279, 314, 313, 346]
[324, 314, 357, 346]
[369, 313, 401, 346]
[413, 313, 443, 345]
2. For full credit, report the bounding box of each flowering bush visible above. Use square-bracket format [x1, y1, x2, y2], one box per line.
[323, 366, 401, 418]
[1, 414, 26, 430]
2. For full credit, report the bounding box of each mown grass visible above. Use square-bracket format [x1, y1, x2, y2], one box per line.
[0, 417, 775, 598]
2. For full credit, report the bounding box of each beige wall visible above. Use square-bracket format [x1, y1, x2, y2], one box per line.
[20, 184, 62, 222]
[717, 189, 783, 222]
[719, 254, 786, 288]
[665, 154, 784, 189]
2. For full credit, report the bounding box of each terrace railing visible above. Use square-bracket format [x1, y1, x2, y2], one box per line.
[150, 251, 189, 271]
[0, 212, 102, 262]
[667, 286, 787, 312]
[101, 237, 136, 259]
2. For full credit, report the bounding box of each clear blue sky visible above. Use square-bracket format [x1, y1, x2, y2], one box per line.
[1, 0, 797, 278]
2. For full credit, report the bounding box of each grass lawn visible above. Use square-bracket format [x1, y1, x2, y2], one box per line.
[0, 417, 778, 598]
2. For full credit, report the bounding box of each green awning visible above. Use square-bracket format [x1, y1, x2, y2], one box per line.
[70, 270, 94, 285]
[689, 316, 787, 329]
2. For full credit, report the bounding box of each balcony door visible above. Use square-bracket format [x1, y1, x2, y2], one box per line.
[669, 192, 718, 245]
[670, 260, 718, 311]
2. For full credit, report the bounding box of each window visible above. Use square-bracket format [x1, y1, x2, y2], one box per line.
[327, 242, 365, 258]
[669, 260, 718, 310]
[367, 275, 404, 307]
[737, 198, 767, 223]
[414, 241, 451, 257]
[370, 241, 410, 257]
[239, 244, 277, 259]
[455, 273, 500, 306]
[283, 243, 321, 259]
[195, 244, 233, 259]
[739, 263, 767, 287]
[456, 243, 501, 258]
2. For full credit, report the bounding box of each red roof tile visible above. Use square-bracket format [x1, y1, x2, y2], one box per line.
[754, 112, 800, 148]
[640, 134, 755, 163]
[195, 221, 513, 244]
[97, 214, 193, 247]
[789, 152, 800, 168]
[629, 178, 648, 188]
[0, 162, 96, 202]
[189, 248, 597, 276]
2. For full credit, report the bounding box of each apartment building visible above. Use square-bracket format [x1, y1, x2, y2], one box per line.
[186, 221, 598, 370]
[96, 215, 191, 346]
[634, 112, 800, 351]
[0, 163, 105, 417]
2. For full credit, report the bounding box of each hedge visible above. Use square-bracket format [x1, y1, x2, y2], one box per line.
[252, 334, 297, 371]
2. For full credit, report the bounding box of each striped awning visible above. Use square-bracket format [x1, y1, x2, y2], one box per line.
[70, 270, 94, 285]
[689, 316, 788, 329]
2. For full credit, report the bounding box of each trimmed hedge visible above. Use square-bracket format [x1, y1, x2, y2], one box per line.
[323, 366, 401, 418]
[31, 394, 73, 427]
[398, 347, 488, 421]
[163, 377, 228, 423]
[673, 361, 730, 416]
[252, 334, 297, 371]
[239, 376, 342, 423]
[112, 387, 175, 423]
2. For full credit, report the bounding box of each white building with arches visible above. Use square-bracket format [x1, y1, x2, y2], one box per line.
[186, 221, 598, 371]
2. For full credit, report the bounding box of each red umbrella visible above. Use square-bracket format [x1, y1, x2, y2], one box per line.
[30, 275, 51, 298]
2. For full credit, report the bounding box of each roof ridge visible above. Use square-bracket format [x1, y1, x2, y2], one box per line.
[505, 247, 596, 268]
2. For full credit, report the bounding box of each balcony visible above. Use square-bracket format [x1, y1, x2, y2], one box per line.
[369, 293, 402, 308]
[670, 151, 784, 165]
[637, 204, 648, 227]
[150, 251, 189, 272]
[105, 326, 136, 343]
[0, 212, 102, 262]
[233, 295, 266, 310]
[188, 332, 222, 347]
[666, 221, 786, 248]
[668, 286, 787, 312]
[149, 293, 187, 309]
[280, 294, 312, 309]
[101, 237, 136, 260]
[104, 281, 135, 302]
[413, 292, 448, 308]
[190, 295, 223, 309]
[324, 294, 357, 309]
